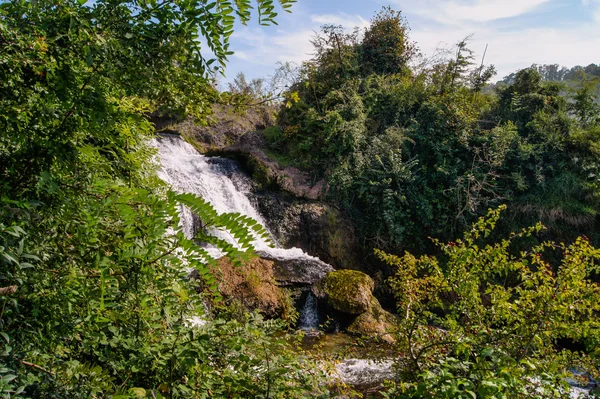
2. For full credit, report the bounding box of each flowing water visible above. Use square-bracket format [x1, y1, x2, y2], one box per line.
[154, 134, 328, 264]
[298, 292, 320, 331]
[155, 134, 329, 330]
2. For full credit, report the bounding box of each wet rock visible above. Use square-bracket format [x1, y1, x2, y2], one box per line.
[254, 196, 361, 271]
[313, 270, 375, 315]
[256, 251, 335, 311]
[258, 250, 334, 288]
[347, 299, 398, 344]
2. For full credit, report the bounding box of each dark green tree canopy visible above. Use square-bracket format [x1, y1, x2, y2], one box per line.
[361, 6, 417, 76]
[0, 1, 333, 398]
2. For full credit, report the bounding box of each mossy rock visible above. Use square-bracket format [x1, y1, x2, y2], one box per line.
[204, 257, 295, 320]
[246, 153, 278, 189]
[347, 298, 398, 343]
[312, 270, 375, 315]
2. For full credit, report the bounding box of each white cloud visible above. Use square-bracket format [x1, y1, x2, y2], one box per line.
[229, 12, 368, 69]
[582, 0, 600, 22]
[410, 22, 600, 79]
[311, 13, 369, 29]
[392, 0, 551, 24]
[225, 3, 600, 83]
[230, 27, 315, 66]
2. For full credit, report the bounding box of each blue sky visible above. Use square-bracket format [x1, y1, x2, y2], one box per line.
[221, 0, 600, 85]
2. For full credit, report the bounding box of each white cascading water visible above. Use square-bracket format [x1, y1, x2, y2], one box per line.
[298, 292, 319, 331]
[153, 134, 328, 265]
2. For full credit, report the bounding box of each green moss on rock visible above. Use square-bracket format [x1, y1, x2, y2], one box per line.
[313, 270, 398, 342]
[312, 270, 374, 314]
[347, 297, 398, 343]
[245, 152, 277, 189]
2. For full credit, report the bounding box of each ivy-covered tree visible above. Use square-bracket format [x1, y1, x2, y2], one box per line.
[361, 7, 416, 76]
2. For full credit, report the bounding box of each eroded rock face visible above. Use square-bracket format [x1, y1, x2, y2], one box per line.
[254, 197, 361, 270]
[152, 105, 276, 153]
[203, 130, 362, 271]
[221, 131, 328, 200]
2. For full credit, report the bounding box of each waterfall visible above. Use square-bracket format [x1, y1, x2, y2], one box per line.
[152, 136, 593, 397]
[298, 292, 319, 331]
[153, 134, 330, 263]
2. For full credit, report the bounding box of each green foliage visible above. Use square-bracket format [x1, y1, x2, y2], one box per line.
[1, 181, 328, 397]
[272, 8, 600, 254]
[570, 76, 600, 128]
[379, 207, 600, 398]
[264, 125, 285, 149]
[361, 7, 416, 76]
[0, 0, 332, 397]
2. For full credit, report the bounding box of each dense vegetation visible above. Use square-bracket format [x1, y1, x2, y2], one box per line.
[2, 1, 600, 398]
[380, 207, 600, 397]
[259, 9, 600, 395]
[0, 1, 331, 398]
[270, 8, 600, 255]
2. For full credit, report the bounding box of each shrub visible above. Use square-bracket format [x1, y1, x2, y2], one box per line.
[379, 206, 600, 398]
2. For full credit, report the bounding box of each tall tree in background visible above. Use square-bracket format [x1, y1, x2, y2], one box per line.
[361, 7, 417, 76]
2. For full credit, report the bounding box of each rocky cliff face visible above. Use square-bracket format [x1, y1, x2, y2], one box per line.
[152, 105, 276, 154]
[213, 130, 363, 272]
[218, 131, 328, 200]
[253, 196, 362, 271]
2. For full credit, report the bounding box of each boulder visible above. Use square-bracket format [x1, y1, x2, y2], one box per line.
[202, 257, 292, 319]
[313, 270, 375, 315]
[258, 250, 334, 287]
[347, 299, 398, 344]
[313, 270, 398, 342]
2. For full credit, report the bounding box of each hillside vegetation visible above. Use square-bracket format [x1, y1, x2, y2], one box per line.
[265, 8, 600, 255]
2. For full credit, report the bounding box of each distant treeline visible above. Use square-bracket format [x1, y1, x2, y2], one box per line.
[501, 63, 600, 84]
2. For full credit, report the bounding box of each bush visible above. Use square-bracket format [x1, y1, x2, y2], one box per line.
[0, 1, 330, 397]
[264, 125, 285, 148]
[379, 206, 600, 398]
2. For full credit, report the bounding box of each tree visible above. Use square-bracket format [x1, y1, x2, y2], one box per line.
[570, 75, 600, 128]
[0, 1, 331, 397]
[361, 7, 417, 76]
[227, 72, 267, 98]
[438, 38, 475, 94]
